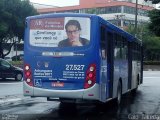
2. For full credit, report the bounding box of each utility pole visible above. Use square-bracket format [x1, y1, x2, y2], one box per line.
[115, 14, 125, 29]
[135, 0, 138, 37]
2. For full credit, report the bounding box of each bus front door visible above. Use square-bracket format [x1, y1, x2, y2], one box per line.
[106, 31, 114, 99]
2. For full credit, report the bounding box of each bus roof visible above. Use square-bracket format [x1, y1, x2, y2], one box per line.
[26, 13, 96, 20]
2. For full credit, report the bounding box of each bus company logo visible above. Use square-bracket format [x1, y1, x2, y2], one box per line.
[34, 20, 43, 27]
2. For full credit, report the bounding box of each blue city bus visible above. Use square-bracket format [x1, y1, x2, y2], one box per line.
[23, 13, 143, 104]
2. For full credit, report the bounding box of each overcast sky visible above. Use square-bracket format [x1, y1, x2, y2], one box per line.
[30, 0, 79, 7]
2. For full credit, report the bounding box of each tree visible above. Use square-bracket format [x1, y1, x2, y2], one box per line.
[145, 0, 160, 36]
[148, 9, 160, 36]
[0, 0, 38, 58]
[126, 24, 160, 61]
[126, 24, 151, 40]
[152, 0, 160, 4]
[144, 0, 160, 4]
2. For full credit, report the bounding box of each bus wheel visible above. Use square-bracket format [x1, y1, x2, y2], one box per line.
[117, 81, 122, 106]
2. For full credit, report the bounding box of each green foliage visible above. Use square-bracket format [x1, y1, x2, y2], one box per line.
[152, 0, 160, 4]
[126, 24, 154, 40]
[145, 0, 160, 37]
[10, 60, 23, 65]
[144, 0, 160, 4]
[0, 0, 38, 58]
[148, 9, 160, 36]
[10, 60, 23, 68]
[144, 36, 160, 61]
[126, 24, 160, 61]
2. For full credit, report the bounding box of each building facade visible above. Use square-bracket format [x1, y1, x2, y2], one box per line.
[5, 0, 153, 60]
[37, 0, 153, 29]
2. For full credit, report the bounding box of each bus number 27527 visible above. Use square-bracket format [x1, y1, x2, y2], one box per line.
[65, 64, 85, 71]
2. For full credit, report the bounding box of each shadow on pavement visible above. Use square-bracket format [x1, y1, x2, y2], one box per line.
[36, 91, 140, 120]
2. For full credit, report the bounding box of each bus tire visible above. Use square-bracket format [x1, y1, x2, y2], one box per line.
[116, 81, 122, 106]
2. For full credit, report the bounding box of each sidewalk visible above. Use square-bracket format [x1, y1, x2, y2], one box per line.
[143, 65, 160, 71]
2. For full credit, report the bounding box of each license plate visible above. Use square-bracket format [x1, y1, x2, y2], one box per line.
[52, 82, 64, 87]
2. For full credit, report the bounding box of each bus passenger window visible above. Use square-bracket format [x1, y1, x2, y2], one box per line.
[100, 25, 107, 59]
[114, 34, 121, 59]
[121, 37, 128, 60]
[102, 49, 106, 59]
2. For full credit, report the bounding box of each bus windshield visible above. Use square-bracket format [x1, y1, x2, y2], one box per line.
[29, 17, 91, 48]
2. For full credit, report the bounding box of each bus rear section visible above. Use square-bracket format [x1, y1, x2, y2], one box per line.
[23, 14, 101, 102]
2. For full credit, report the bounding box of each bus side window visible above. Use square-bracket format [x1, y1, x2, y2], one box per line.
[100, 25, 107, 59]
[114, 33, 121, 59]
[132, 41, 138, 61]
[121, 36, 128, 60]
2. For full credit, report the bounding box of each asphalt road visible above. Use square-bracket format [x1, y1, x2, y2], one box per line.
[0, 71, 160, 120]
